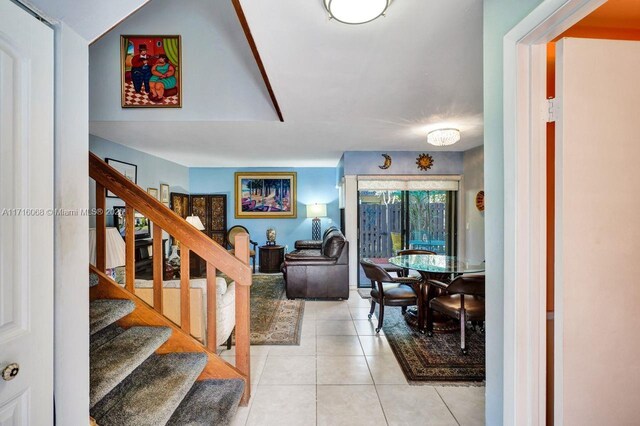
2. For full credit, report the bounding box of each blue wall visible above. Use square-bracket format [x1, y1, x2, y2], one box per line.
[89, 135, 190, 226]
[342, 151, 463, 176]
[189, 167, 340, 253]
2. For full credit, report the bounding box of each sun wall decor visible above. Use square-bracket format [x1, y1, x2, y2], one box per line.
[416, 153, 434, 171]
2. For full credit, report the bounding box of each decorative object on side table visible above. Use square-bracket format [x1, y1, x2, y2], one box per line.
[234, 172, 297, 218]
[120, 35, 182, 108]
[306, 203, 327, 240]
[475, 190, 485, 212]
[416, 153, 434, 171]
[106, 158, 137, 197]
[259, 245, 285, 274]
[266, 228, 277, 246]
[378, 153, 392, 169]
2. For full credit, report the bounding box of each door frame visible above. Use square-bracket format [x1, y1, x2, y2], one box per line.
[503, 0, 605, 423]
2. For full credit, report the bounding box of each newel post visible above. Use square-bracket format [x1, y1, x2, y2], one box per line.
[234, 232, 252, 404]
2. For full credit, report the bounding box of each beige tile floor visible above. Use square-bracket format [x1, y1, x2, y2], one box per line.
[221, 290, 485, 426]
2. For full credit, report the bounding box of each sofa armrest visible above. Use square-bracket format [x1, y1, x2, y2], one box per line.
[284, 257, 337, 266]
[219, 281, 235, 308]
[294, 240, 322, 250]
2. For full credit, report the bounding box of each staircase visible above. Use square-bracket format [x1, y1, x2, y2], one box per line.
[89, 293, 244, 425]
[89, 153, 252, 424]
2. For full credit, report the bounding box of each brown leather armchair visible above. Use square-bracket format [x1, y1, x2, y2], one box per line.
[282, 228, 349, 299]
[360, 259, 420, 333]
[426, 274, 485, 354]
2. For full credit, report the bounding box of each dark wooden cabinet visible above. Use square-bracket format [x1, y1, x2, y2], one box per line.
[134, 238, 168, 279]
[259, 245, 285, 273]
[170, 192, 228, 277]
[189, 194, 227, 246]
[170, 192, 227, 246]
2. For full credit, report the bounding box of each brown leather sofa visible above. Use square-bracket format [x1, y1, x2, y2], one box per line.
[282, 227, 349, 299]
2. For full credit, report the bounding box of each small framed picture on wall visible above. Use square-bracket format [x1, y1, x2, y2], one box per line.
[160, 184, 170, 204]
[106, 158, 137, 198]
[147, 187, 159, 199]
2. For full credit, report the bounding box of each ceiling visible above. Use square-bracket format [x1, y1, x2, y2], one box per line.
[34, 0, 485, 167]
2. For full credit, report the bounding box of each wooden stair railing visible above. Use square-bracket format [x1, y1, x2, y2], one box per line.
[89, 152, 252, 403]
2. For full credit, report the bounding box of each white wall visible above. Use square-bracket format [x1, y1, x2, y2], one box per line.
[463, 146, 484, 262]
[89, 0, 274, 122]
[483, 0, 544, 423]
[54, 23, 90, 426]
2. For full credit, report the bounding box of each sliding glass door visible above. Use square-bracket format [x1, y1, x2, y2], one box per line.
[357, 186, 457, 287]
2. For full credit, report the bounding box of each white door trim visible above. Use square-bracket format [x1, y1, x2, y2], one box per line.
[502, 0, 605, 424]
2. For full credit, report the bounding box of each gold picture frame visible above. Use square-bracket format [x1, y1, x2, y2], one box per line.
[147, 187, 159, 199]
[235, 172, 297, 219]
[120, 35, 182, 108]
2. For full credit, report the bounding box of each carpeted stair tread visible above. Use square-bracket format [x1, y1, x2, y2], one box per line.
[90, 326, 172, 407]
[167, 379, 245, 426]
[90, 324, 125, 352]
[90, 299, 135, 335]
[92, 352, 208, 426]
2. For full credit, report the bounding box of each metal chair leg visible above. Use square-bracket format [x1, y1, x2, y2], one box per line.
[376, 303, 384, 333]
[368, 299, 376, 319]
[460, 309, 467, 355]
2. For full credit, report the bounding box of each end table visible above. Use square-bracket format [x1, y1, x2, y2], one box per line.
[259, 245, 285, 273]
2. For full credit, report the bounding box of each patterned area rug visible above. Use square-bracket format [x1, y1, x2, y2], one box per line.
[246, 274, 305, 345]
[377, 304, 485, 383]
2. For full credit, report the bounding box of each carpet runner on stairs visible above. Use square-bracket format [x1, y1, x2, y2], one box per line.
[89, 298, 245, 425]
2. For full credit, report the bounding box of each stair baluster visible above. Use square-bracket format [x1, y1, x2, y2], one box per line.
[233, 233, 251, 405]
[125, 205, 135, 293]
[206, 263, 217, 353]
[152, 224, 163, 313]
[95, 183, 106, 272]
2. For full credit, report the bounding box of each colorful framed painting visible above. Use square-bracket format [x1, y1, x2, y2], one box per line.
[106, 158, 137, 198]
[235, 172, 297, 219]
[121, 35, 182, 108]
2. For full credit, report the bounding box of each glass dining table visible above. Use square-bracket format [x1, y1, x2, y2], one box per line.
[388, 254, 485, 332]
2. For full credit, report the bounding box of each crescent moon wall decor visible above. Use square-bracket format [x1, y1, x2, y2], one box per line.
[379, 153, 392, 169]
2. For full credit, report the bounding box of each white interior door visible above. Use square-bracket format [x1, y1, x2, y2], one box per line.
[555, 37, 640, 425]
[0, 1, 54, 424]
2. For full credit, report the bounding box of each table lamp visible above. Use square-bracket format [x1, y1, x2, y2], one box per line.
[89, 227, 126, 279]
[186, 215, 205, 231]
[306, 203, 327, 240]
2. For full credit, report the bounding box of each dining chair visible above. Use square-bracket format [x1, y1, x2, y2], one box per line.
[226, 225, 258, 273]
[426, 274, 485, 354]
[360, 259, 420, 333]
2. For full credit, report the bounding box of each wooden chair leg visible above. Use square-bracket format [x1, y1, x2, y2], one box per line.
[226, 333, 233, 350]
[368, 299, 376, 319]
[252, 255, 256, 273]
[376, 302, 384, 333]
[401, 306, 407, 314]
[426, 305, 434, 336]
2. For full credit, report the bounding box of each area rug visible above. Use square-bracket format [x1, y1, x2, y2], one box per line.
[228, 273, 304, 346]
[376, 304, 485, 383]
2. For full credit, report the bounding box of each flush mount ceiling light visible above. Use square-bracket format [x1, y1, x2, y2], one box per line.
[427, 128, 461, 147]
[323, 0, 392, 25]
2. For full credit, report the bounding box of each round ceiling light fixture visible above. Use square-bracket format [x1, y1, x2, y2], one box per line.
[323, 0, 392, 25]
[427, 128, 461, 147]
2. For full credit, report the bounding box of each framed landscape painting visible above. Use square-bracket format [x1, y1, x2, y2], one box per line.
[121, 35, 182, 108]
[235, 172, 297, 219]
